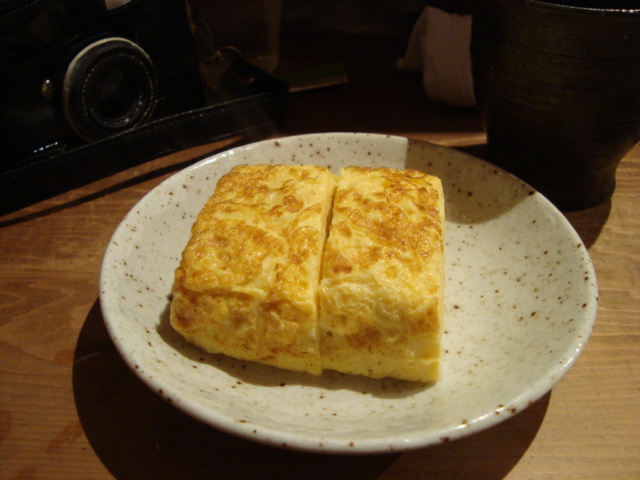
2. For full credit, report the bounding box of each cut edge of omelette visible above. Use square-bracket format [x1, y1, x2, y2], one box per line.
[170, 164, 444, 382]
[318, 166, 444, 383]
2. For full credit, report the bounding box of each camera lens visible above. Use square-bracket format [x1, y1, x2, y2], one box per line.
[92, 64, 143, 119]
[63, 37, 157, 142]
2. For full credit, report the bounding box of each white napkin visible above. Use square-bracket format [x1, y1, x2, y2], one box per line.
[104, 0, 131, 10]
[398, 5, 475, 108]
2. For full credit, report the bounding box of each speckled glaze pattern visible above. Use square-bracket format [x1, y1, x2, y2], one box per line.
[100, 133, 598, 454]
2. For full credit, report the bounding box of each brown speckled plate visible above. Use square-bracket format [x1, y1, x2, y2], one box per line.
[100, 133, 597, 454]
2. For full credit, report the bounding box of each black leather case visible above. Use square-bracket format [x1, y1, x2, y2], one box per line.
[0, 0, 288, 215]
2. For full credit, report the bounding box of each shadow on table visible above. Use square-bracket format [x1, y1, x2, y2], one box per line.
[74, 300, 549, 480]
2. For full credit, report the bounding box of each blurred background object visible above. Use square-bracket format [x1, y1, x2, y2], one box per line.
[398, 0, 475, 107]
[185, 0, 282, 74]
[471, 0, 640, 210]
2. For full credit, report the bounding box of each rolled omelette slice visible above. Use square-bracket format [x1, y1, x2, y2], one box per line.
[170, 164, 337, 375]
[318, 166, 445, 382]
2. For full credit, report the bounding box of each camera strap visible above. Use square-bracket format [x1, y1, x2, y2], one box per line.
[0, 58, 288, 215]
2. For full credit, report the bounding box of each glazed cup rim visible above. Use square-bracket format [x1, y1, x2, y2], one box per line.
[519, 0, 640, 14]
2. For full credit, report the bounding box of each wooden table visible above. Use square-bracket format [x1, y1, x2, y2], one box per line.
[1, 5, 639, 479]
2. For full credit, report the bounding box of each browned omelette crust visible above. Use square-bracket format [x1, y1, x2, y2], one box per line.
[170, 164, 336, 375]
[318, 166, 444, 382]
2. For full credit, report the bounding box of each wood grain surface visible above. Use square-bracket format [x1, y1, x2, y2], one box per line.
[1, 2, 639, 478]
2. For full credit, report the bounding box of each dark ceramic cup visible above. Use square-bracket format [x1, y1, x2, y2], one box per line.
[470, 0, 640, 210]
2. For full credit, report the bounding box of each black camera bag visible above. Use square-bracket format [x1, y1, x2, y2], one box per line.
[0, 0, 287, 215]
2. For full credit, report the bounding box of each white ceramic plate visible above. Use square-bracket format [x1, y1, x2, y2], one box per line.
[100, 133, 597, 454]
